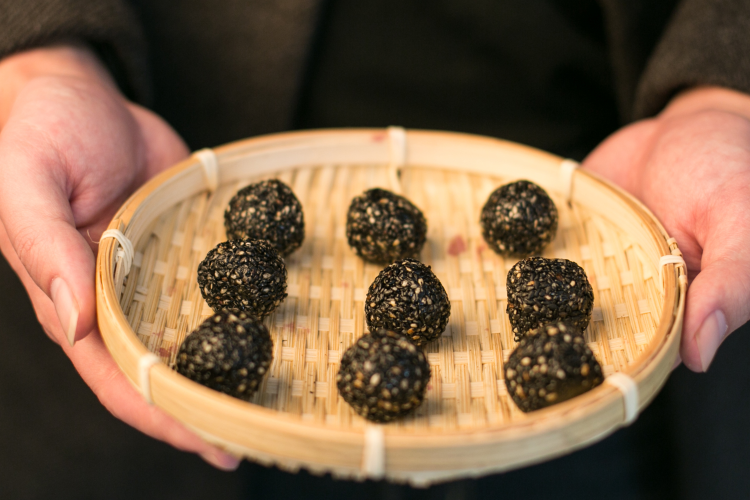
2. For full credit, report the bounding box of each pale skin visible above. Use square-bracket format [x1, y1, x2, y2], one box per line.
[0, 45, 239, 470]
[583, 85, 750, 372]
[1, 44, 749, 464]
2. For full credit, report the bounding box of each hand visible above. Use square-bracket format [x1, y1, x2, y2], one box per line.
[583, 86, 750, 372]
[0, 45, 239, 470]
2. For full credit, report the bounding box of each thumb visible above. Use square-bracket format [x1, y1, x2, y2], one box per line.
[0, 139, 96, 347]
[681, 229, 750, 372]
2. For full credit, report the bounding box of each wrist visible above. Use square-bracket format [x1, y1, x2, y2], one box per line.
[0, 43, 117, 125]
[660, 86, 750, 121]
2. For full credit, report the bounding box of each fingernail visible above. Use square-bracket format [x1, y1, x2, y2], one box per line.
[696, 310, 729, 372]
[50, 278, 79, 347]
[200, 449, 241, 471]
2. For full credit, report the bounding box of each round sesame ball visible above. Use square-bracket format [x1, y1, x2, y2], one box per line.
[198, 239, 287, 317]
[480, 180, 558, 257]
[346, 188, 427, 264]
[224, 179, 304, 256]
[365, 258, 451, 347]
[505, 322, 603, 412]
[175, 310, 273, 401]
[337, 329, 431, 423]
[506, 256, 593, 341]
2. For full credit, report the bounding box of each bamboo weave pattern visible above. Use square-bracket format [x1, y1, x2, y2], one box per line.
[118, 164, 663, 431]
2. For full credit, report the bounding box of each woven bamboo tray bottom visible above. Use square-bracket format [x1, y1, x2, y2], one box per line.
[119, 162, 665, 436]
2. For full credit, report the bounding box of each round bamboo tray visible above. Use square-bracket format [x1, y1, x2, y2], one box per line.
[96, 128, 687, 486]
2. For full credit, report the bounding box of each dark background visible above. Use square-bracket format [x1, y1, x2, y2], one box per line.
[3, 1, 750, 498]
[1, 240, 750, 500]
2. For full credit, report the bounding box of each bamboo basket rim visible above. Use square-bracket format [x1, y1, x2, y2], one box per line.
[96, 128, 686, 483]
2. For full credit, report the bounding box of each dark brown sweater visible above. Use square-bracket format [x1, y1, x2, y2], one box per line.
[1, 0, 749, 156]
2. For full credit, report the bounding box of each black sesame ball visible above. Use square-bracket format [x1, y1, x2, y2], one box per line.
[480, 180, 558, 257]
[505, 322, 603, 412]
[346, 188, 427, 264]
[198, 239, 287, 317]
[175, 310, 273, 401]
[365, 258, 451, 346]
[224, 179, 304, 256]
[506, 256, 593, 341]
[337, 330, 430, 423]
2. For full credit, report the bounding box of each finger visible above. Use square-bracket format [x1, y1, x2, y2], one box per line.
[3, 219, 239, 471]
[200, 449, 242, 471]
[65, 330, 241, 470]
[0, 132, 96, 347]
[3, 217, 239, 471]
[680, 208, 750, 372]
[681, 263, 741, 373]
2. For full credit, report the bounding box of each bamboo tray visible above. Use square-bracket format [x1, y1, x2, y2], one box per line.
[96, 128, 687, 486]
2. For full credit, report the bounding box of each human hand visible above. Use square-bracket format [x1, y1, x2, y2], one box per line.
[0, 45, 239, 469]
[582, 86, 750, 373]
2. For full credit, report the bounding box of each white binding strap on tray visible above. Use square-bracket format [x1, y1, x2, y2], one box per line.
[387, 126, 406, 194]
[100, 229, 134, 276]
[362, 425, 385, 479]
[606, 372, 639, 425]
[659, 254, 686, 284]
[559, 159, 579, 203]
[138, 352, 161, 405]
[195, 148, 219, 192]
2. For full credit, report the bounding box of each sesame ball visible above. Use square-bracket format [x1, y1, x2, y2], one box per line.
[175, 310, 273, 401]
[505, 322, 603, 412]
[480, 180, 558, 257]
[346, 188, 427, 264]
[198, 239, 287, 317]
[365, 258, 451, 346]
[224, 179, 304, 256]
[506, 256, 593, 341]
[337, 330, 431, 423]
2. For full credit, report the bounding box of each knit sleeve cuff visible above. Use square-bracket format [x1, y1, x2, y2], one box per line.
[0, 0, 150, 103]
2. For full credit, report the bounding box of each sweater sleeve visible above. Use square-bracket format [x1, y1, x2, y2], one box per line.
[0, 0, 150, 102]
[634, 0, 750, 119]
